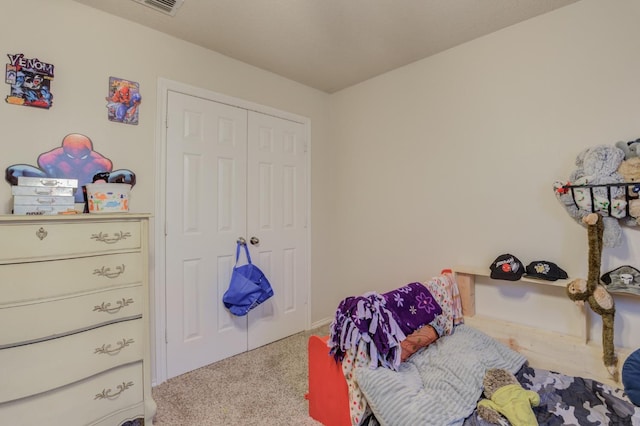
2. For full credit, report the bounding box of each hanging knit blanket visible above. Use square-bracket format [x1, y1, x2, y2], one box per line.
[328, 282, 442, 371]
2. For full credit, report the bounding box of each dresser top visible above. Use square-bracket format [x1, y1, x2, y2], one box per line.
[0, 213, 151, 222]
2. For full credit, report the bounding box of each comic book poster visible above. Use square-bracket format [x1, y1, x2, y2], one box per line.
[106, 77, 141, 125]
[5, 53, 54, 109]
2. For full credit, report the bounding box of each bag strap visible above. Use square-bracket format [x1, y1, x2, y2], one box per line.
[235, 241, 252, 266]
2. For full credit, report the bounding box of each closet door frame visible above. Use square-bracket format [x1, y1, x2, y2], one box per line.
[153, 78, 312, 385]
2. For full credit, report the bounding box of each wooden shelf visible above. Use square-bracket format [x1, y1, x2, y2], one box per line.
[453, 265, 639, 298]
[452, 265, 572, 288]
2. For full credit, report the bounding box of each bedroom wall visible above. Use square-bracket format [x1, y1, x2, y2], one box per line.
[328, 0, 640, 349]
[0, 0, 335, 378]
[3, 0, 639, 368]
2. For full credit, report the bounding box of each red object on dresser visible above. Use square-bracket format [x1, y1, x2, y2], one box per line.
[305, 335, 351, 426]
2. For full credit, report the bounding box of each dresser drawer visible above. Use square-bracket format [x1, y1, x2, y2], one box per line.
[0, 361, 143, 426]
[0, 319, 144, 403]
[0, 285, 143, 347]
[0, 220, 141, 262]
[0, 252, 143, 304]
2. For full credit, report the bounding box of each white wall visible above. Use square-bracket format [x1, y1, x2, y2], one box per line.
[328, 0, 640, 349]
[2, 0, 639, 364]
[0, 0, 335, 380]
[0, 2, 332, 248]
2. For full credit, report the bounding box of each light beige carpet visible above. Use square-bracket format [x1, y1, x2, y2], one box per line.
[152, 325, 330, 425]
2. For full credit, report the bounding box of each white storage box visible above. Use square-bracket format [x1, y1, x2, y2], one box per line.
[12, 205, 76, 215]
[13, 195, 75, 206]
[12, 177, 78, 215]
[12, 185, 75, 196]
[17, 176, 78, 189]
[85, 183, 131, 213]
[13, 193, 75, 215]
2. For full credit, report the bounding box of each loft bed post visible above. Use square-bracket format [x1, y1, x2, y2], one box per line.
[454, 271, 475, 317]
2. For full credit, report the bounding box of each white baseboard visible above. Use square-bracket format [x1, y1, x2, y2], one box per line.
[310, 317, 332, 330]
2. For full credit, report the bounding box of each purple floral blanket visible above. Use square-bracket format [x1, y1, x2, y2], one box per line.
[383, 282, 442, 336]
[328, 282, 442, 370]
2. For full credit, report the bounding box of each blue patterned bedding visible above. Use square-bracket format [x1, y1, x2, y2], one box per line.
[355, 324, 640, 426]
[464, 363, 640, 426]
[355, 324, 527, 426]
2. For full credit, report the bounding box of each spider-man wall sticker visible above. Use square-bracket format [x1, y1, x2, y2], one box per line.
[5, 53, 54, 109]
[5, 133, 136, 203]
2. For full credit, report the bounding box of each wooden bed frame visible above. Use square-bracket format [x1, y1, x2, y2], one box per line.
[453, 266, 633, 389]
[306, 268, 635, 425]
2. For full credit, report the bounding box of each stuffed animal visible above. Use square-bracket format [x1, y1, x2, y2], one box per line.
[554, 180, 584, 222]
[630, 202, 640, 224]
[555, 144, 626, 247]
[566, 213, 618, 379]
[477, 368, 540, 426]
[618, 157, 640, 198]
[618, 157, 640, 225]
[616, 138, 640, 159]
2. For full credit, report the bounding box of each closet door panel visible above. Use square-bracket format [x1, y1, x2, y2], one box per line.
[164, 91, 309, 378]
[165, 91, 248, 379]
[247, 111, 308, 349]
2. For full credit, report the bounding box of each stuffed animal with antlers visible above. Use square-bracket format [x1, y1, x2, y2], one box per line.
[566, 212, 618, 378]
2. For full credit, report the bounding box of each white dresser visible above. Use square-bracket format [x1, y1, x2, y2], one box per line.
[0, 214, 156, 425]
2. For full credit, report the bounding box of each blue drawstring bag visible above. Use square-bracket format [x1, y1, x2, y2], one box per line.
[223, 242, 274, 316]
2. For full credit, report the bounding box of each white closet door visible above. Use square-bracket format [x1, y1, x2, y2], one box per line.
[246, 111, 308, 349]
[165, 91, 248, 378]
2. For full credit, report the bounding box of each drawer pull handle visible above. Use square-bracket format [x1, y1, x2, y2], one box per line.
[36, 227, 48, 240]
[91, 231, 132, 244]
[93, 264, 126, 278]
[93, 298, 134, 314]
[95, 338, 135, 355]
[38, 178, 62, 186]
[94, 381, 134, 400]
[35, 197, 56, 205]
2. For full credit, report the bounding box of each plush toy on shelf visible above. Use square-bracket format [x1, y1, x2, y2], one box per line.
[554, 144, 627, 248]
[616, 138, 640, 159]
[477, 368, 540, 426]
[566, 213, 618, 379]
[617, 156, 640, 224]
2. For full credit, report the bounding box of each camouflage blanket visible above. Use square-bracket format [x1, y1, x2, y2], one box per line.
[463, 363, 640, 426]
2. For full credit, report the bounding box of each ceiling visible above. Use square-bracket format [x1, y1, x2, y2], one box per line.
[74, 0, 579, 93]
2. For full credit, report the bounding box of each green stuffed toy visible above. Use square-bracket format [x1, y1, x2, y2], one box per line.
[477, 368, 540, 426]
